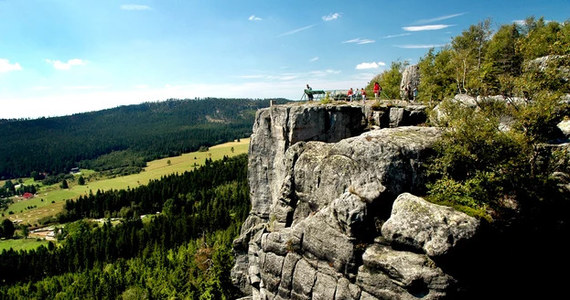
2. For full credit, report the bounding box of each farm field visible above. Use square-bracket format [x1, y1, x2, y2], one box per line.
[3, 138, 250, 226]
[0, 238, 49, 252]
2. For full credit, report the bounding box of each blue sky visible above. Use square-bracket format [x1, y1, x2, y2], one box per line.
[1, 0, 568, 118]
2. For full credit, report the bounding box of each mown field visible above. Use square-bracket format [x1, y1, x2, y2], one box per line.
[0, 238, 49, 252]
[3, 138, 250, 226]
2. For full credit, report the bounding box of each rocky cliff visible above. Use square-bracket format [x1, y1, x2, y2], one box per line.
[232, 102, 487, 299]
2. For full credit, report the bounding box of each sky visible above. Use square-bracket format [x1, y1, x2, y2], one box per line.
[0, 0, 568, 119]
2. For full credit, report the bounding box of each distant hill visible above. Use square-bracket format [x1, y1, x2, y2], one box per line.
[0, 98, 289, 179]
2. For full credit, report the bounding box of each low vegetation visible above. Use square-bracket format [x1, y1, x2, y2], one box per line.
[419, 17, 569, 222]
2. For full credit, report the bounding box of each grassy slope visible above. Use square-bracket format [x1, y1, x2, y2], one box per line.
[0, 238, 49, 252]
[4, 138, 250, 225]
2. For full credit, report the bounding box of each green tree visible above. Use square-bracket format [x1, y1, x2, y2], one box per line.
[1, 219, 15, 238]
[450, 19, 492, 95]
[60, 179, 69, 189]
[367, 61, 406, 99]
[77, 176, 86, 185]
[482, 24, 523, 96]
[417, 47, 457, 103]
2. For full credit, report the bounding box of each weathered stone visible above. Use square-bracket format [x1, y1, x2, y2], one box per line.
[359, 291, 379, 300]
[291, 127, 441, 219]
[332, 192, 368, 237]
[262, 230, 292, 256]
[335, 278, 361, 300]
[302, 212, 356, 274]
[389, 107, 404, 128]
[400, 65, 420, 101]
[292, 259, 317, 299]
[382, 193, 479, 257]
[277, 253, 302, 298]
[362, 244, 455, 294]
[312, 272, 337, 300]
[248, 104, 366, 220]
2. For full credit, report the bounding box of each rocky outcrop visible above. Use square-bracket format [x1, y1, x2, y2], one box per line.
[232, 103, 481, 299]
[382, 193, 479, 257]
[400, 65, 420, 101]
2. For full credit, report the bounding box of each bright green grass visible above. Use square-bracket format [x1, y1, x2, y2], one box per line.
[0, 238, 49, 252]
[3, 138, 250, 225]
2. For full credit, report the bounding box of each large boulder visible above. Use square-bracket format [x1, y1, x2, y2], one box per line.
[356, 244, 456, 299]
[382, 193, 479, 257]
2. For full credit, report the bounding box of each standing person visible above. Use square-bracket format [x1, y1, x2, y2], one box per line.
[373, 82, 380, 100]
[347, 88, 354, 102]
[361, 88, 366, 102]
[305, 84, 313, 101]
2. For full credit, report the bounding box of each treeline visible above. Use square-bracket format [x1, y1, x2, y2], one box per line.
[57, 156, 247, 223]
[0, 225, 240, 299]
[416, 17, 568, 101]
[0, 98, 287, 179]
[0, 155, 249, 299]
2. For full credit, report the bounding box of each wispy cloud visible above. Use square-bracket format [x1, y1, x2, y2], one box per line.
[355, 61, 386, 70]
[382, 33, 412, 39]
[395, 44, 447, 49]
[402, 24, 453, 32]
[248, 15, 262, 21]
[414, 13, 465, 24]
[310, 69, 341, 76]
[120, 4, 151, 11]
[45, 58, 87, 70]
[0, 58, 22, 73]
[278, 24, 316, 37]
[310, 57, 319, 62]
[322, 12, 341, 21]
[343, 38, 375, 45]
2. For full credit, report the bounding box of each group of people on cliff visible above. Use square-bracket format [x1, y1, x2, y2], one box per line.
[305, 81, 417, 102]
[346, 81, 381, 102]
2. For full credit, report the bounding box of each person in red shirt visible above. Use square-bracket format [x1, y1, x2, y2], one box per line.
[361, 88, 366, 102]
[347, 88, 354, 101]
[373, 82, 381, 100]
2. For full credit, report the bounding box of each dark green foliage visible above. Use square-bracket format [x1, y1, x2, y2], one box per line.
[1, 219, 15, 238]
[0, 155, 249, 299]
[0, 98, 287, 179]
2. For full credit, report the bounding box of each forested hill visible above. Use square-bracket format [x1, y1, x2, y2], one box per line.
[0, 98, 288, 179]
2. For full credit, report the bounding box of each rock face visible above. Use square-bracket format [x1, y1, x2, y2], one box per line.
[232, 103, 479, 299]
[400, 65, 420, 101]
[382, 193, 479, 257]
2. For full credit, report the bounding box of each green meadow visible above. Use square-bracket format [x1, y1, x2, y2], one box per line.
[0, 238, 49, 252]
[4, 138, 250, 225]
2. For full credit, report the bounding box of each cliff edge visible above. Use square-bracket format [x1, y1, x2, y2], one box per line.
[231, 102, 480, 299]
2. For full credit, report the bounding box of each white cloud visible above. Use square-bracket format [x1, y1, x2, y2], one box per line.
[248, 15, 262, 21]
[355, 61, 386, 70]
[382, 33, 411, 39]
[120, 4, 151, 11]
[342, 38, 375, 45]
[322, 13, 341, 21]
[513, 20, 526, 26]
[278, 24, 316, 37]
[310, 57, 319, 62]
[45, 58, 86, 70]
[310, 69, 341, 77]
[414, 13, 465, 24]
[402, 24, 453, 31]
[395, 44, 447, 49]
[0, 58, 22, 73]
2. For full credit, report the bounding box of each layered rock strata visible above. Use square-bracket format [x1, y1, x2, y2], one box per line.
[232, 103, 478, 299]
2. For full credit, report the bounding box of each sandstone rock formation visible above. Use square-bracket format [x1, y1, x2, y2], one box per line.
[232, 103, 482, 299]
[400, 65, 420, 101]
